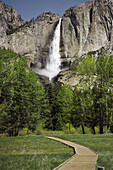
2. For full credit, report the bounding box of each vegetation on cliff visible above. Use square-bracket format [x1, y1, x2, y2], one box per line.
[6, 22, 29, 35]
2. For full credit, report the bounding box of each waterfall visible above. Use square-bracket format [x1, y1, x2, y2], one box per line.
[38, 18, 61, 82]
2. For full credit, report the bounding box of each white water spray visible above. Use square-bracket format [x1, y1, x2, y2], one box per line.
[38, 18, 61, 81]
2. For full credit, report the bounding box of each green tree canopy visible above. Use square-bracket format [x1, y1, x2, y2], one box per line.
[56, 84, 74, 132]
[0, 49, 49, 136]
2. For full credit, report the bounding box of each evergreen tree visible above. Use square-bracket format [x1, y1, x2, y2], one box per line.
[75, 55, 97, 134]
[96, 54, 113, 133]
[44, 83, 61, 130]
[56, 84, 74, 132]
[72, 87, 86, 134]
[75, 53, 113, 134]
[0, 49, 50, 136]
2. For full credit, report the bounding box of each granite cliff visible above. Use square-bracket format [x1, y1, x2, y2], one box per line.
[0, 0, 24, 48]
[59, 0, 113, 85]
[8, 13, 60, 70]
[0, 0, 60, 71]
[0, 0, 113, 85]
[61, 0, 113, 59]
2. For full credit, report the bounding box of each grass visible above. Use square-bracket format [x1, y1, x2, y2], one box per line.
[0, 134, 113, 170]
[52, 134, 113, 170]
[0, 135, 74, 170]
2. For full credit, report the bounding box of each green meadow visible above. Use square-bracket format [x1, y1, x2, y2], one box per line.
[0, 134, 113, 170]
[0, 135, 73, 170]
[53, 134, 113, 170]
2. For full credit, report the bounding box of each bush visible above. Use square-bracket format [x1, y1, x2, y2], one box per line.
[19, 128, 33, 136]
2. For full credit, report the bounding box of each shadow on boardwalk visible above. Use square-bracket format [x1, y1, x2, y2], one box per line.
[46, 136, 98, 170]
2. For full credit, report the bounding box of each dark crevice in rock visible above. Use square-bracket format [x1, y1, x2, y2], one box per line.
[60, 19, 64, 49]
[30, 62, 37, 69]
[69, 13, 78, 38]
[41, 58, 47, 68]
[89, 7, 93, 32]
[90, 8, 93, 24]
[60, 61, 71, 70]
[108, 5, 113, 20]
[108, 7, 113, 41]
[103, 15, 112, 41]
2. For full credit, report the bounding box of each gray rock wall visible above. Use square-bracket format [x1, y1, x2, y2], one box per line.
[0, 0, 113, 85]
[1, 0, 113, 65]
[0, 1, 60, 71]
[8, 13, 60, 69]
[60, 0, 113, 60]
[0, 0, 24, 48]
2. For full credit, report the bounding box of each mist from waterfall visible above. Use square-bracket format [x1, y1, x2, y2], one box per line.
[37, 18, 61, 82]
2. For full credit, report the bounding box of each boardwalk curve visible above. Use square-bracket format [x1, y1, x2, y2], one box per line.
[46, 136, 98, 170]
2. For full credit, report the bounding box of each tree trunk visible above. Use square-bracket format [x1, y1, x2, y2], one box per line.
[99, 104, 103, 134]
[81, 122, 85, 134]
[100, 122, 103, 134]
[91, 125, 96, 134]
[14, 126, 19, 136]
[69, 122, 71, 133]
[8, 128, 14, 137]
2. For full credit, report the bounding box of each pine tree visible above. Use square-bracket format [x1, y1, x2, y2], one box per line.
[44, 83, 61, 130]
[0, 49, 50, 136]
[75, 55, 97, 134]
[96, 54, 113, 133]
[56, 84, 74, 132]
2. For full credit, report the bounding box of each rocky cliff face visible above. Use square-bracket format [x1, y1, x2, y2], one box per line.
[0, 0, 24, 48]
[60, 0, 113, 59]
[0, 0, 113, 85]
[0, 0, 60, 71]
[58, 0, 113, 86]
[8, 13, 60, 69]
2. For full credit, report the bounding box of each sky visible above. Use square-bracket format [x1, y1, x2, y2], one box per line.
[2, 0, 91, 21]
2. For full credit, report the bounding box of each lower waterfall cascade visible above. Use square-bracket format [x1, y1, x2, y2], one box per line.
[37, 18, 61, 82]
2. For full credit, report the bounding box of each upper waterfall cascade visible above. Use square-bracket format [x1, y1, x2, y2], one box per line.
[37, 18, 61, 82]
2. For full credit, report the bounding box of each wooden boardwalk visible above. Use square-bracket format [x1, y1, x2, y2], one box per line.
[46, 136, 98, 170]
